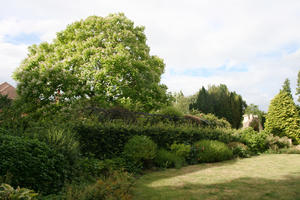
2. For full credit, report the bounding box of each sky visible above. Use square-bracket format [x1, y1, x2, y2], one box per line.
[0, 0, 299, 111]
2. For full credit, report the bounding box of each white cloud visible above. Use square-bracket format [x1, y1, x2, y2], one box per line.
[0, 0, 300, 111]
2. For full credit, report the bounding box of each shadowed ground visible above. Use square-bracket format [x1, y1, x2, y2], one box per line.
[131, 154, 300, 200]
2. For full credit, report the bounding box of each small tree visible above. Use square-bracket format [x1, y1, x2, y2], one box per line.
[265, 91, 300, 144]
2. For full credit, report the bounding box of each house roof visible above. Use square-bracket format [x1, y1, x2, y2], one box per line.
[0, 82, 17, 99]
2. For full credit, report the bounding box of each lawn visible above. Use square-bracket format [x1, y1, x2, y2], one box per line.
[131, 154, 300, 200]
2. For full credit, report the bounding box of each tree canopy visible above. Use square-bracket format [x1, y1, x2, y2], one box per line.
[14, 13, 170, 113]
[265, 91, 300, 144]
[189, 84, 247, 129]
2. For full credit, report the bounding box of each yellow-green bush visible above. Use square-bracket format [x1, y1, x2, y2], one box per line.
[265, 91, 300, 144]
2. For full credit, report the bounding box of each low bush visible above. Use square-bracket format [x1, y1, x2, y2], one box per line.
[0, 183, 38, 200]
[123, 135, 157, 170]
[170, 143, 191, 159]
[64, 170, 134, 200]
[228, 142, 250, 158]
[0, 134, 70, 194]
[238, 128, 268, 154]
[265, 134, 292, 150]
[191, 140, 233, 163]
[154, 149, 184, 169]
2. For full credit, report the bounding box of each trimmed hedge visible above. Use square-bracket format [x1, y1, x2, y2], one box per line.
[0, 134, 70, 194]
[74, 122, 239, 160]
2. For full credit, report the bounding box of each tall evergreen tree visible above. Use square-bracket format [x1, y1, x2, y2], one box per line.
[265, 91, 300, 144]
[189, 84, 246, 129]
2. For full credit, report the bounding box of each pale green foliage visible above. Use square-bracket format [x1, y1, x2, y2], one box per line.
[172, 91, 194, 114]
[265, 91, 300, 144]
[14, 13, 169, 112]
[170, 143, 191, 158]
[0, 184, 38, 200]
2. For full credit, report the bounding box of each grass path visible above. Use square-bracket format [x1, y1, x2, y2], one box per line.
[131, 154, 300, 200]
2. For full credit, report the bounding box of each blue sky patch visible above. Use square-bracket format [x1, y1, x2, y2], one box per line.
[169, 64, 248, 77]
[3, 32, 41, 45]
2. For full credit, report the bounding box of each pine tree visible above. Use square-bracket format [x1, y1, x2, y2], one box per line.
[265, 91, 300, 144]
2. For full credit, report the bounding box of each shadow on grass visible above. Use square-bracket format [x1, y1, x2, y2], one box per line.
[133, 175, 300, 200]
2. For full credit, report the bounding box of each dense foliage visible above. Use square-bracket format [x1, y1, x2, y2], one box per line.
[0, 134, 70, 194]
[238, 128, 268, 154]
[74, 122, 239, 160]
[189, 84, 247, 128]
[0, 184, 38, 200]
[265, 91, 300, 143]
[14, 13, 170, 113]
[191, 140, 233, 163]
[123, 135, 157, 169]
[154, 149, 184, 168]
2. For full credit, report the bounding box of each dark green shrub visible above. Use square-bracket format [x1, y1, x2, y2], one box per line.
[0, 183, 38, 200]
[123, 135, 157, 169]
[27, 127, 80, 165]
[228, 142, 250, 158]
[0, 134, 70, 194]
[239, 128, 268, 154]
[192, 140, 233, 163]
[154, 149, 184, 169]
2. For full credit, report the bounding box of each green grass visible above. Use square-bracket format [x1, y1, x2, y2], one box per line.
[132, 154, 300, 200]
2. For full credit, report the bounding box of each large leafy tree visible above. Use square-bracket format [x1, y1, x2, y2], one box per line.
[265, 91, 300, 144]
[14, 13, 170, 113]
[189, 84, 247, 129]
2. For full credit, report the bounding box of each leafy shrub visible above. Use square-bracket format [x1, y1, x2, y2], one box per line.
[64, 170, 134, 200]
[192, 140, 233, 163]
[183, 115, 205, 126]
[265, 134, 292, 150]
[123, 135, 157, 169]
[238, 128, 268, 154]
[154, 149, 184, 169]
[0, 134, 69, 194]
[170, 143, 191, 159]
[0, 183, 38, 200]
[228, 142, 250, 158]
[158, 106, 183, 118]
[74, 122, 239, 160]
[27, 127, 80, 165]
